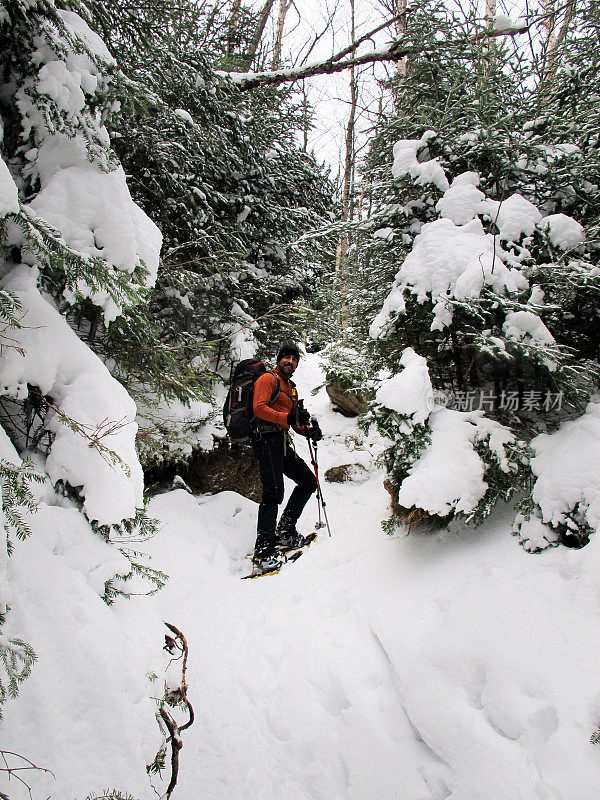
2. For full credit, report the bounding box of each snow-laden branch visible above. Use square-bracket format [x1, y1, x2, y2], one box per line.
[220, 18, 530, 90]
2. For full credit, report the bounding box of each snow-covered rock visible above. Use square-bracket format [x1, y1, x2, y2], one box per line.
[375, 347, 433, 424]
[395, 405, 514, 518]
[174, 108, 194, 125]
[530, 401, 600, 534]
[0, 266, 143, 527]
[0, 155, 19, 217]
[397, 407, 488, 516]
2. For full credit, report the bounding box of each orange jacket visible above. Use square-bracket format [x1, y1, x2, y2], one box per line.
[253, 367, 303, 432]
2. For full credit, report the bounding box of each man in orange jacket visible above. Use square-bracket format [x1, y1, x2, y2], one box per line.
[251, 341, 322, 570]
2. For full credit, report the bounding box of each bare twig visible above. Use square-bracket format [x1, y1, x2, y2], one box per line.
[159, 707, 182, 800]
[296, 4, 340, 66]
[490, 153, 516, 274]
[39, 396, 132, 474]
[0, 750, 55, 799]
[478, 253, 487, 283]
[128, 302, 291, 357]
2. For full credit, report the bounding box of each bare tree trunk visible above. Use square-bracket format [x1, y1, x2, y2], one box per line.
[341, 73, 357, 222]
[554, 0, 577, 52]
[272, 0, 293, 70]
[386, 0, 407, 105]
[336, 0, 358, 330]
[300, 80, 310, 151]
[544, 0, 577, 82]
[227, 0, 242, 58]
[543, 5, 557, 86]
[483, 0, 497, 63]
[538, 0, 576, 100]
[543, 0, 558, 54]
[394, 0, 408, 77]
[357, 183, 364, 222]
[240, 0, 277, 71]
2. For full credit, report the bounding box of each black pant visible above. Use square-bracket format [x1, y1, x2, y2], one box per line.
[252, 431, 317, 553]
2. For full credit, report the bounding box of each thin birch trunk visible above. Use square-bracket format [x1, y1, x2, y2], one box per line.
[272, 0, 292, 70]
[544, 0, 576, 83]
[336, 0, 357, 330]
[395, 0, 407, 77]
[241, 0, 277, 71]
[227, 0, 242, 58]
[484, 0, 497, 62]
[538, 0, 576, 100]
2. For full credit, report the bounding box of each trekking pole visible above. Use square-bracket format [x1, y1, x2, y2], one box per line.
[314, 455, 324, 531]
[307, 434, 332, 538]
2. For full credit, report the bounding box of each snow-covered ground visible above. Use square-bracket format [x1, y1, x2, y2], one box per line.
[5, 354, 600, 799]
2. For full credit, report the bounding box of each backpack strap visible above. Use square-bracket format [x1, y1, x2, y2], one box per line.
[251, 372, 281, 438]
[270, 372, 298, 413]
[268, 370, 281, 407]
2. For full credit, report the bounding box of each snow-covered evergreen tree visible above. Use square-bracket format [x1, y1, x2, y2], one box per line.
[329, 1, 600, 544]
[72, 0, 336, 464]
[0, 0, 166, 716]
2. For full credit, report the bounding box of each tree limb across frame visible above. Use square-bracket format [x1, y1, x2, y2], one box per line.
[220, 19, 531, 90]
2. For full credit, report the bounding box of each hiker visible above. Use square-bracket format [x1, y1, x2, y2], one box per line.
[251, 341, 322, 570]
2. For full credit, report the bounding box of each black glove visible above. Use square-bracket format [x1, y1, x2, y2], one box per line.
[297, 407, 311, 427]
[308, 422, 323, 441]
[287, 407, 311, 426]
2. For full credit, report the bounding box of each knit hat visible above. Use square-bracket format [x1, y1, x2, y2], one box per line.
[276, 341, 301, 363]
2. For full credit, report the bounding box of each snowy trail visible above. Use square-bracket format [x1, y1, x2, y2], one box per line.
[146, 483, 434, 798]
[144, 354, 440, 799]
[144, 355, 600, 800]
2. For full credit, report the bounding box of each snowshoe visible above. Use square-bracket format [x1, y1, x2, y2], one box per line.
[251, 549, 282, 571]
[242, 549, 303, 580]
[276, 531, 318, 554]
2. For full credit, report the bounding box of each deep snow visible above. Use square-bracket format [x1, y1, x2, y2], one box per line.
[4, 354, 600, 799]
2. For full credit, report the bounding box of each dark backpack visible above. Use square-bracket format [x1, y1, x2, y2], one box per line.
[223, 359, 280, 443]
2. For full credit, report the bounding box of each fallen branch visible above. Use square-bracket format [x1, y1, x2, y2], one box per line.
[149, 623, 194, 800]
[222, 19, 531, 90]
[158, 707, 182, 800]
